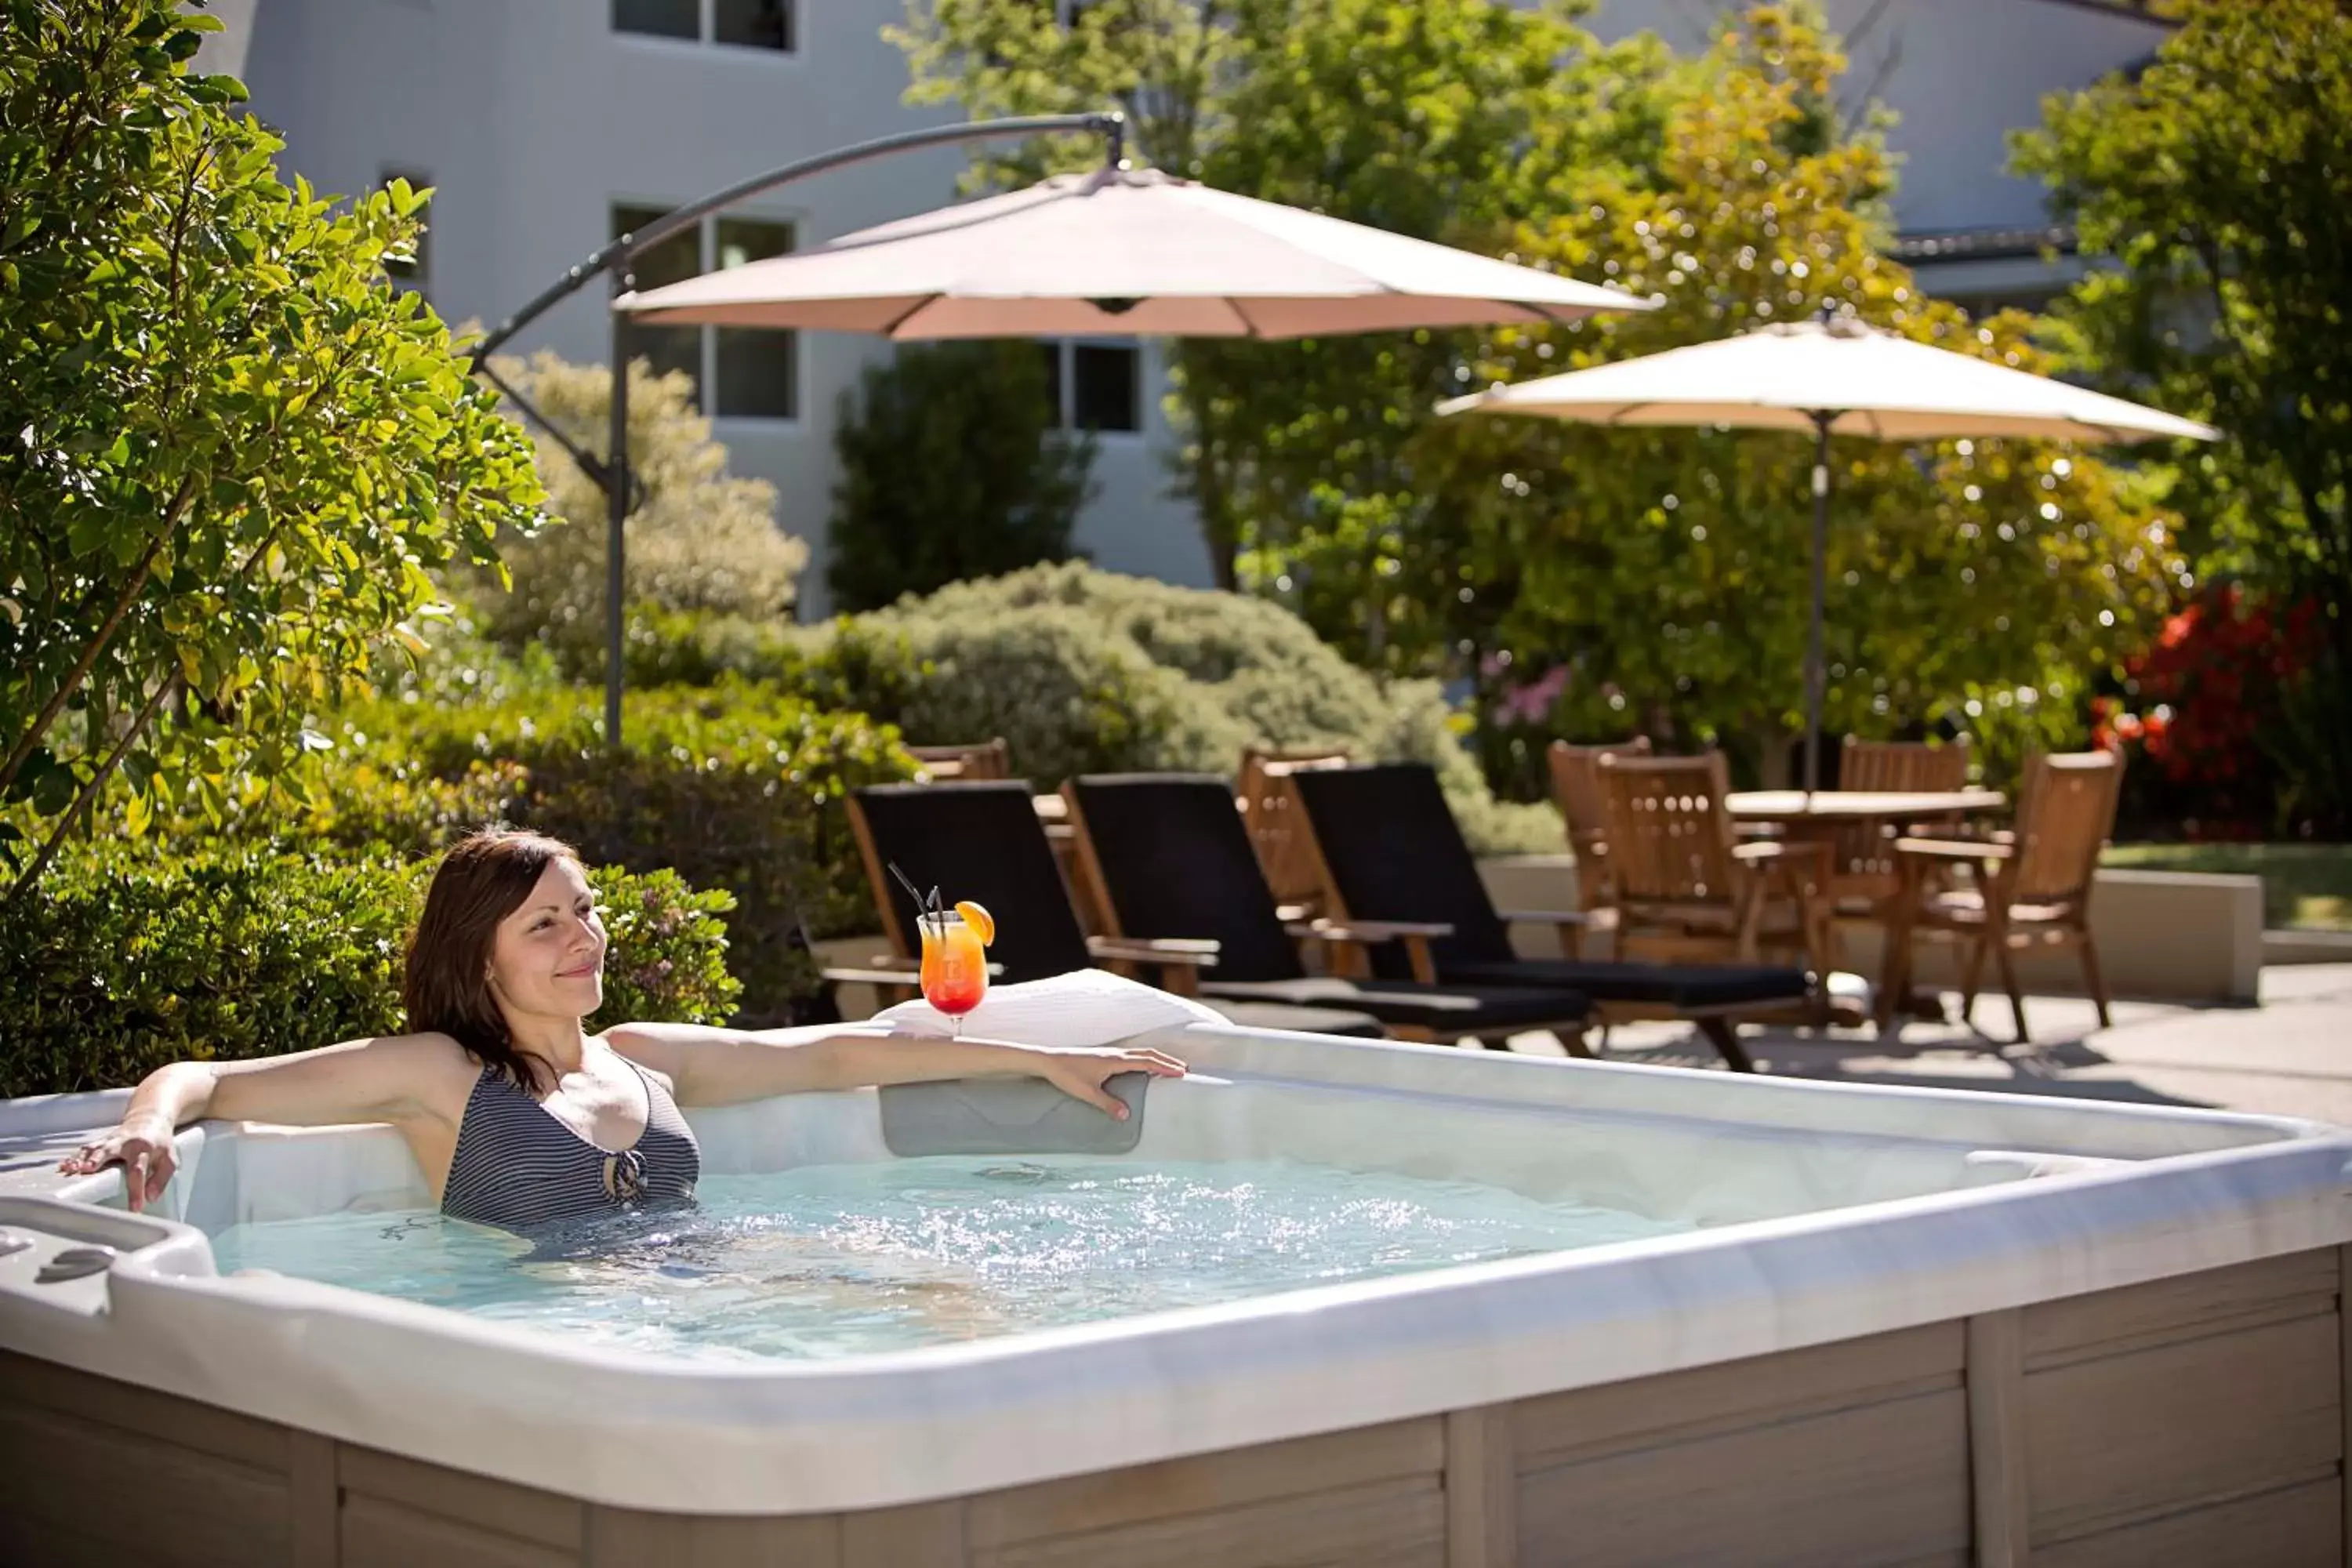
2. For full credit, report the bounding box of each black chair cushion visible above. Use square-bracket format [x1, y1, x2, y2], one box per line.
[1443, 958, 1807, 1010]
[1203, 977, 1590, 1033]
[1068, 774, 1308, 982]
[1287, 764, 1520, 978]
[850, 782, 1091, 984]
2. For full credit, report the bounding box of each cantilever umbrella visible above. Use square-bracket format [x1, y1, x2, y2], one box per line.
[1437, 313, 2220, 791]
[614, 164, 1647, 338]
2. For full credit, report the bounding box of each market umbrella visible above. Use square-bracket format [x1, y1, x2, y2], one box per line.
[1436, 312, 2220, 790]
[615, 164, 1646, 337]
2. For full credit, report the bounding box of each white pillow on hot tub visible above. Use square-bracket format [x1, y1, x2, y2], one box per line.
[872, 967, 1221, 1048]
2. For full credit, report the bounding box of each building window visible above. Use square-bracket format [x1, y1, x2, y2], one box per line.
[1073, 343, 1139, 432]
[713, 0, 793, 50]
[1039, 340, 1141, 433]
[612, 0, 695, 39]
[614, 0, 793, 51]
[612, 203, 799, 420]
[713, 216, 797, 419]
[379, 168, 431, 300]
[1038, 342, 1063, 424]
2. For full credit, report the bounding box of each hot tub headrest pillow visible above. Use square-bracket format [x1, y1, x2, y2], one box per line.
[871, 967, 1221, 1046]
[869, 970, 1216, 1158]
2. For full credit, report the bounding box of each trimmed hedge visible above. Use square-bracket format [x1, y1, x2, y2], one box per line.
[0, 848, 739, 1098]
[590, 564, 1564, 853]
[315, 677, 918, 1019]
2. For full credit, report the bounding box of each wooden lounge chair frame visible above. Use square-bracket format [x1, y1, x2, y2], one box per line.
[906, 739, 1012, 782]
[1237, 745, 1353, 924]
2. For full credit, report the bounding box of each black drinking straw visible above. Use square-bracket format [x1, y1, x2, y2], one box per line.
[887, 861, 936, 936]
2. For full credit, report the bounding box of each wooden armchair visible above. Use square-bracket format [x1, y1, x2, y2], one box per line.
[907, 739, 1012, 782]
[1877, 750, 2120, 1044]
[1546, 738, 1650, 948]
[1597, 752, 1833, 975]
[1841, 736, 1971, 794]
[1237, 745, 1352, 924]
[1828, 737, 1972, 918]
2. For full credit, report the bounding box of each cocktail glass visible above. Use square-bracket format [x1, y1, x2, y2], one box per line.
[918, 911, 989, 1036]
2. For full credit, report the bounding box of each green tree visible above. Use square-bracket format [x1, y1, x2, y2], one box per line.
[474, 349, 808, 653]
[0, 0, 543, 891]
[2013, 0, 2352, 829]
[889, 0, 1667, 605]
[1424, 5, 2179, 785]
[826, 339, 1094, 612]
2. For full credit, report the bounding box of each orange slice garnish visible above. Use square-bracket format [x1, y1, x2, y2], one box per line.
[953, 900, 996, 946]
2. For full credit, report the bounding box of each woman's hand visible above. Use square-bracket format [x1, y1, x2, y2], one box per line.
[1029, 1044, 1187, 1119]
[58, 1112, 179, 1213]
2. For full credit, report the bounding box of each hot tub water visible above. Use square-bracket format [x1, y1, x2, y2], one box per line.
[208, 1154, 1686, 1361]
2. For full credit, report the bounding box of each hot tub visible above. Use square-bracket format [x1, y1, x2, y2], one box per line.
[3, 1023, 2350, 1566]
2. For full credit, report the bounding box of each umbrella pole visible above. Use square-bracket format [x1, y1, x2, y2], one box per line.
[1803, 411, 1832, 795]
[606, 284, 630, 748]
[464, 112, 1125, 755]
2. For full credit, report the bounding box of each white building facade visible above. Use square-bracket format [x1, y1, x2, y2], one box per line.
[213, 0, 2170, 617]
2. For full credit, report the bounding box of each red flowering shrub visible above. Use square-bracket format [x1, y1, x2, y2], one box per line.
[2096, 585, 2326, 837]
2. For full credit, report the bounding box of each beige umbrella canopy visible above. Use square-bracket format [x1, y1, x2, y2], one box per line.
[1439, 314, 2220, 789]
[1436, 315, 2219, 442]
[615, 165, 1649, 339]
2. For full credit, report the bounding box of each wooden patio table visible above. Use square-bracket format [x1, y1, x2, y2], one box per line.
[1726, 788, 2007, 822]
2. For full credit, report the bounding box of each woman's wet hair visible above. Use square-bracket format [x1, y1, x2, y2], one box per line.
[404, 826, 584, 1094]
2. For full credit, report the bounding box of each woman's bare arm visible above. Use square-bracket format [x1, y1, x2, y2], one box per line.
[58, 1034, 474, 1210]
[604, 1022, 1185, 1114]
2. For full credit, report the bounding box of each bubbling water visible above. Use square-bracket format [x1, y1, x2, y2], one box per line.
[209, 1156, 1686, 1362]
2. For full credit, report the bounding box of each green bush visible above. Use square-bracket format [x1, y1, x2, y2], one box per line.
[585, 564, 1565, 853]
[859, 569, 1563, 849]
[318, 680, 917, 1019]
[0, 848, 739, 1098]
[606, 607, 811, 690]
[827, 339, 1094, 612]
[472, 350, 808, 662]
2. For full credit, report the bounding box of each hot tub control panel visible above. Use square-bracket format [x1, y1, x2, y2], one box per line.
[0, 1199, 181, 1320]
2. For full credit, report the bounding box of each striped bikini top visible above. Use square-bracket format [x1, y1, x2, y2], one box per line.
[440, 1055, 700, 1233]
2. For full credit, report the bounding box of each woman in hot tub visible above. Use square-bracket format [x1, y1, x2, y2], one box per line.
[61, 826, 1184, 1232]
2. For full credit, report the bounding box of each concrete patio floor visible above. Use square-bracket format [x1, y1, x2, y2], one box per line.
[1573, 963, 2352, 1124]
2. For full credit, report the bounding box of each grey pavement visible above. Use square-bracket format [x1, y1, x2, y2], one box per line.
[1563, 964, 2352, 1125]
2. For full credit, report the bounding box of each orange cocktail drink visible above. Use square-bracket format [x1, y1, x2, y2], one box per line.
[918, 910, 990, 1032]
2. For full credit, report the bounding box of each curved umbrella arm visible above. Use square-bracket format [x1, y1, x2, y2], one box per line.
[471, 358, 645, 514]
[464, 112, 1124, 380]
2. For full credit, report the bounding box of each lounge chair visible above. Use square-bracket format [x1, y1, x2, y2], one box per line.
[1237, 745, 1352, 923]
[1880, 750, 2121, 1044]
[1062, 773, 1595, 1049]
[1289, 763, 1816, 1072]
[844, 781, 1385, 1039]
[906, 739, 1012, 781]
